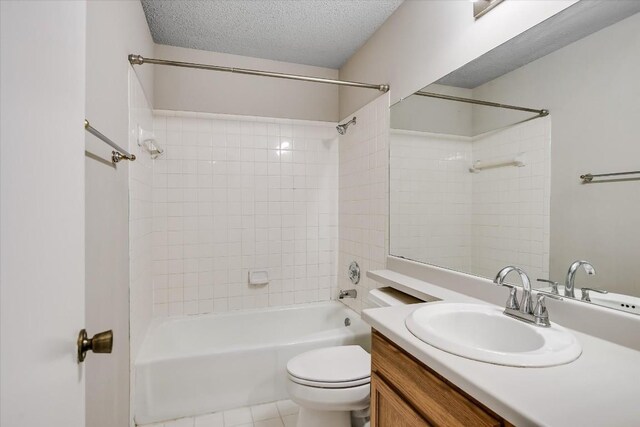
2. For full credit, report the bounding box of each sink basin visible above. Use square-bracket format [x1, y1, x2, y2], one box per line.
[405, 302, 582, 367]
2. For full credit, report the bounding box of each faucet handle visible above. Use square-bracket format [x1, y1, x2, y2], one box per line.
[536, 278, 559, 295]
[495, 282, 520, 310]
[499, 283, 520, 310]
[505, 286, 520, 311]
[533, 293, 562, 327]
[581, 287, 608, 302]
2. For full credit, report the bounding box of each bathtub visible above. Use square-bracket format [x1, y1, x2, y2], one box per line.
[134, 301, 371, 425]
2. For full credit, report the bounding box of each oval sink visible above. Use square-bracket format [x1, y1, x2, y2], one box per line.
[405, 303, 582, 367]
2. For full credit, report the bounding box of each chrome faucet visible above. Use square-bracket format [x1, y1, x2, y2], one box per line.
[494, 266, 534, 315]
[581, 287, 608, 302]
[339, 289, 357, 299]
[494, 266, 562, 327]
[565, 260, 596, 298]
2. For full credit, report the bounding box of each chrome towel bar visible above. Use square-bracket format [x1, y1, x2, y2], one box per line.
[84, 119, 135, 163]
[580, 170, 640, 183]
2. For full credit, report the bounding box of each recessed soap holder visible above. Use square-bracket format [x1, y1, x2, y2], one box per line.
[137, 125, 163, 159]
[248, 269, 269, 286]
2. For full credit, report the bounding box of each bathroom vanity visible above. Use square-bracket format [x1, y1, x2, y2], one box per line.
[363, 264, 640, 427]
[371, 331, 510, 427]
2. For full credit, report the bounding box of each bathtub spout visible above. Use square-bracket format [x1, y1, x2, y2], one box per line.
[339, 289, 357, 299]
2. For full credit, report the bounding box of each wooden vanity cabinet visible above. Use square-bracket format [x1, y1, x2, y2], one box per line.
[371, 330, 513, 427]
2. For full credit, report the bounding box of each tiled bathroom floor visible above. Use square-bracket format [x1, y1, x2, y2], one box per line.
[139, 400, 299, 427]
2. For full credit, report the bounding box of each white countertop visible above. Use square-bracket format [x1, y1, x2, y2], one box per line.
[363, 270, 640, 427]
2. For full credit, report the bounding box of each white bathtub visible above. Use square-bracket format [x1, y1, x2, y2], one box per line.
[134, 301, 371, 425]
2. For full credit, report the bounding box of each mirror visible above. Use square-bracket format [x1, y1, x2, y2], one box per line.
[389, 3, 640, 315]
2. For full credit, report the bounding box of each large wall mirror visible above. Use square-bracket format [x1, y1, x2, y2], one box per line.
[389, 3, 640, 315]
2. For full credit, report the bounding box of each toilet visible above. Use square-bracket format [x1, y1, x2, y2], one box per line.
[286, 345, 371, 427]
[286, 287, 422, 427]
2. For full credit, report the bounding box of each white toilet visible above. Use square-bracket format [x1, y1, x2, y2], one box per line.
[286, 287, 420, 427]
[286, 345, 371, 427]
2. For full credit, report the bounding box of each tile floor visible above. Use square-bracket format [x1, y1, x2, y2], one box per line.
[139, 400, 299, 427]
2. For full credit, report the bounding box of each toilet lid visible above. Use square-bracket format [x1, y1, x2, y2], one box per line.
[287, 346, 371, 385]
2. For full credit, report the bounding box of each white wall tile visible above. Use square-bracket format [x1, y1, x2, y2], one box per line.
[469, 118, 551, 281]
[389, 117, 551, 282]
[390, 130, 473, 272]
[151, 111, 338, 316]
[338, 94, 390, 313]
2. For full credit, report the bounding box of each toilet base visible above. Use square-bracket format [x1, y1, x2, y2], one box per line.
[297, 407, 351, 427]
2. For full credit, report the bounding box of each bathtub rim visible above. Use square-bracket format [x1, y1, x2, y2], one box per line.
[136, 300, 368, 363]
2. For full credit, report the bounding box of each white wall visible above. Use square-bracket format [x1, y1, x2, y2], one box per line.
[150, 111, 338, 316]
[84, 1, 155, 426]
[339, 0, 578, 117]
[153, 44, 340, 122]
[472, 12, 640, 296]
[338, 94, 390, 313]
[1, 1, 86, 426]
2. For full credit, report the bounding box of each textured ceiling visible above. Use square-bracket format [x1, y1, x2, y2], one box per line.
[141, 0, 403, 69]
[436, 1, 640, 89]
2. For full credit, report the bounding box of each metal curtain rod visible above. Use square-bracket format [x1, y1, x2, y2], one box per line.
[128, 54, 390, 93]
[84, 120, 135, 163]
[414, 91, 548, 116]
[580, 170, 640, 183]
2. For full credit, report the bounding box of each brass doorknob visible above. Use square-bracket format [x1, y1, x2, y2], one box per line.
[77, 329, 113, 363]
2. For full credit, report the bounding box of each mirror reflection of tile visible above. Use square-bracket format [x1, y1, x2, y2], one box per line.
[390, 11, 640, 312]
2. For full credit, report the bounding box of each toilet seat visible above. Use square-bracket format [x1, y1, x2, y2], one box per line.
[287, 374, 370, 389]
[286, 345, 371, 389]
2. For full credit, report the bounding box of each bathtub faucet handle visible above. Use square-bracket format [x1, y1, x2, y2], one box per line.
[339, 289, 357, 299]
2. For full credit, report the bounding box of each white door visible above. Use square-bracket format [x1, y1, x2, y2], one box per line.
[1, 2, 87, 426]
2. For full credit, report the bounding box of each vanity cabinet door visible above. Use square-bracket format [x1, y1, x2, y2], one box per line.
[372, 331, 505, 427]
[371, 372, 431, 427]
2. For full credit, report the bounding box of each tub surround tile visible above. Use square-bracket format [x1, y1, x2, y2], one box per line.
[151, 111, 339, 317]
[338, 94, 390, 314]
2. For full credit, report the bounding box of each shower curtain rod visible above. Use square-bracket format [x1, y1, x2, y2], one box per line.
[414, 90, 548, 116]
[128, 54, 390, 93]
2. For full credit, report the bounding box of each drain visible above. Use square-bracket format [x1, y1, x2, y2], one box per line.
[344, 317, 351, 327]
